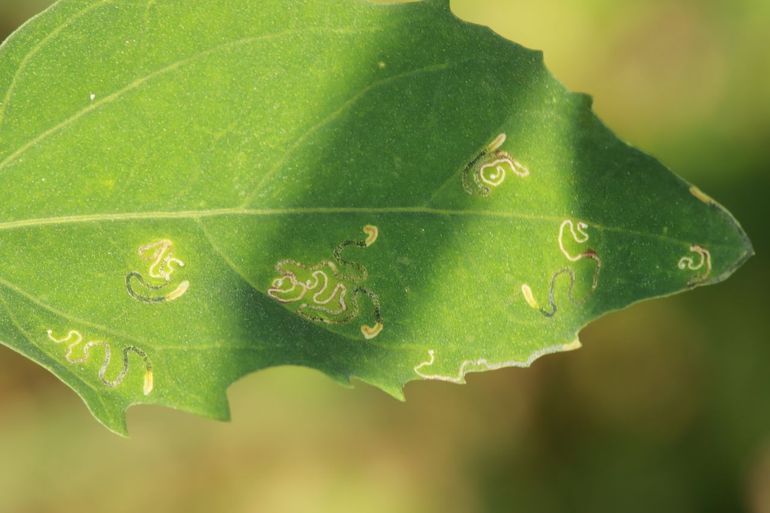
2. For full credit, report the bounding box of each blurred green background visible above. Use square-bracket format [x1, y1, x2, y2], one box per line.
[1, 1, 768, 512]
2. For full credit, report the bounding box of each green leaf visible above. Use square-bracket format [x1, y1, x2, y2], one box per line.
[0, 0, 752, 435]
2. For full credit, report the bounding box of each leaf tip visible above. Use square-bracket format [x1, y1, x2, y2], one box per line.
[717, 221, 755, 284]
[691, 185, 755, 285]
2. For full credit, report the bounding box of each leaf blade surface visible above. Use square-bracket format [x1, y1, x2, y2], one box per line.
[0, 0, 752, 434]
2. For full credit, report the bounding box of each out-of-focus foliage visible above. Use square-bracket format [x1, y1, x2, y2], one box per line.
[0, 0, 768, 512]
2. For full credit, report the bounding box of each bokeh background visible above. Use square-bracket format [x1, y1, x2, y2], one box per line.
[1, 0, 768, 512]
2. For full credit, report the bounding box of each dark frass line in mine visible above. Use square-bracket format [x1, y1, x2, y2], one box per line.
[126, 271, 190, 304]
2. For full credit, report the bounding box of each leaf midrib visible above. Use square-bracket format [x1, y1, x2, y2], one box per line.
[0, 206, 723, 249]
